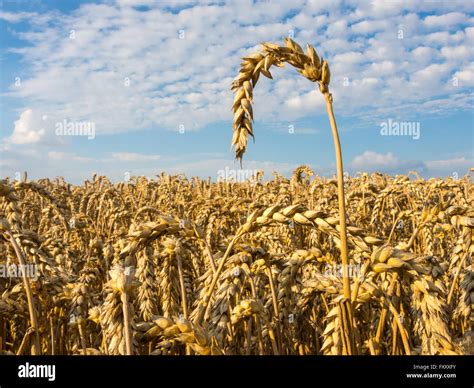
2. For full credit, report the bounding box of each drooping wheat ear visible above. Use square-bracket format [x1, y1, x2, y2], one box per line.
[231, 37, 330, 161]
[230, 39, 353, 339]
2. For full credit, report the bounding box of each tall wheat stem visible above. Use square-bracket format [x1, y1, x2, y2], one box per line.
[324, 92, 355, 353]
[7, 231, 41, 355]
[323, 93, 351, 301]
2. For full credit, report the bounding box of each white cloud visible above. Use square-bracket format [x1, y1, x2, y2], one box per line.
[423, 31, 465, 46]
[440, 45, 471, 61]
[0, 11, 35, 23]
[7, 109, 46, 145]
[111, 152, 161, 162]
[411, 46, 439, 63]
[350, 151, 473, 177]
[333, 51, 365, 65]
[351, 20, 390, 35]
[369, 60, 395, 75]
[1, 0, 472, 141]
[424, 156, 473, 178]
[351, 150, 400, 170]
[48, 151, 93, 162]
[423, 12, 469, 28]
[349, 150, 426, 174]
[285, 89, 325, 112]
[425, 157, 472, 170]
[466, 26, 474, 41]
[410, 63, 451, 91]
[115, 0, 157, 6]
[454, 63, 474, 86]
[327, 20, 348, 37]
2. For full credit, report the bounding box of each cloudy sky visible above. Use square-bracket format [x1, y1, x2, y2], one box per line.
[0, 0, 473, 182]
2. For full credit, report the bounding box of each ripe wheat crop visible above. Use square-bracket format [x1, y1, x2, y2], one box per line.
[0, 170, 472, 355]
[0, 39, 472, 356]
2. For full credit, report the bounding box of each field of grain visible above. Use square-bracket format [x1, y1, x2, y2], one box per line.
[0, 169, 472, 355]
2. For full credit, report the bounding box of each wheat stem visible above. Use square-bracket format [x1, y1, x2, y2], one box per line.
[324, 92, 355, 353]
[121, 292, 133, 355]
[7, 231, 41, 355]
[195, 231, 243, 325]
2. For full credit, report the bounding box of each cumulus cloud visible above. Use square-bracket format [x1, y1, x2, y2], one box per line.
[350, 150, 425, 174]
[351, 151, 399, 170]
[454, 63, 474, 86]
[351, 20, 389, 35]
[7, 109, 46, 145]
[411, 46, 439, 63]
[423, 12, 469, 28]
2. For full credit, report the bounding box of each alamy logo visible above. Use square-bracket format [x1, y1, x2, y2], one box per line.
[55, 119, 95, 139]
[380, 118, 420, 140]
[217, 167, 259, 183]
[324, 263, 362, 279]
[0, 263, 38, 280]
[18, 362, 56, 381]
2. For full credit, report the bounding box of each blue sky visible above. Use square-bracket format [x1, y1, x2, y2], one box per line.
[0, 0, 473, 182]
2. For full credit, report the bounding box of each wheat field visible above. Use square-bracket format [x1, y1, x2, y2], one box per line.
[0, 38, 472, 357]
[0, 169, 472, 355]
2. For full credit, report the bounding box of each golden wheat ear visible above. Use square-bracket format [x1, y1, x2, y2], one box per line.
[231, 37, 329, 162]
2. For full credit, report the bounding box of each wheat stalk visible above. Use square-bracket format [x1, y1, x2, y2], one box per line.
[0, 166, 472, 355]
[230, 37, 355, 349]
